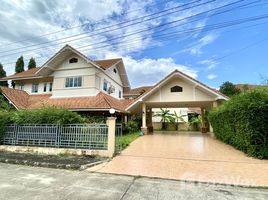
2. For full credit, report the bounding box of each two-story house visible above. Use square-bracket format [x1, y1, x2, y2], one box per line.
[0, 45, 134, 114]
[0, 44, 228, 133]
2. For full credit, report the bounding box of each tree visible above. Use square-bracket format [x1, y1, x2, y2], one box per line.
[15, 56, 24, 73]
[172, 111, 186, 131]
[219, 81, 241, 97]
[27, 57, 36, 69]
[0, 63, 8, 86]
[154, 108, 174, 130]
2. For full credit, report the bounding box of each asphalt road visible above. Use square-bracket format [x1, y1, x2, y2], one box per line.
[0, 163, 267, 200]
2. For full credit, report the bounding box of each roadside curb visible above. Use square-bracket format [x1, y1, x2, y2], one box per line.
[79, 158, 111, 170]
[0, 157, 105, 170]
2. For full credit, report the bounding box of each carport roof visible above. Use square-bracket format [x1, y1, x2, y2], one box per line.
[126, 69, 229, 111]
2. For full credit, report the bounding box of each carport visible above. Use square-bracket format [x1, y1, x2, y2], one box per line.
[126, 69, 228, 134]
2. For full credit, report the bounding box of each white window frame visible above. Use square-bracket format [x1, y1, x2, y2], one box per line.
[43, 83, 47, 92]
[32, 83, 39, 93]
[103, 79, 108, 92]
[65, 76, 82, 88]
[49, 82, 53, 92]
[18, 84, 24, 91]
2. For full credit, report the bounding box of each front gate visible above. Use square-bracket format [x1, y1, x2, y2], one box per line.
[115, 123, 123, 153]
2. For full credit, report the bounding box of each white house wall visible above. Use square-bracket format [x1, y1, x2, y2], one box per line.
[96, 67, 123, 99]
[144, 76, 217, 102]
[50, 53, 97, 98]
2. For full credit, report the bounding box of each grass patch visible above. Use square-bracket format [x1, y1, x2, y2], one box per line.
[117, 132, 140, 150]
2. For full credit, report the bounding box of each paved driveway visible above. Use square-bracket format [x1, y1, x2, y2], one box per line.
[89, 132, 268, 187]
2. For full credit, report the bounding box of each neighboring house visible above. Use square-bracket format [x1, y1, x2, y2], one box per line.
[0, 45, 228, 133]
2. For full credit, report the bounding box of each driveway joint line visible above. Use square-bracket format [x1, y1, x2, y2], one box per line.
[120, 154, 267, 164]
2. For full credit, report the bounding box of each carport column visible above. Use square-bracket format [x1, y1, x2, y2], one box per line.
[201, 108, 207, 133]
[141, 102, 148, 134]
[209, 101, 218, 134]
[107, 117, 116, 157]
[147, 108, 153, 134]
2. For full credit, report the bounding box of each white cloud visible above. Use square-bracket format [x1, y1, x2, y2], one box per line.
[122, 56, 198, 87]
[0, 0, 222, 83]
[207, 74, 217, 80]
[184, 32, 219, 55]
[198, 59, 218, 70]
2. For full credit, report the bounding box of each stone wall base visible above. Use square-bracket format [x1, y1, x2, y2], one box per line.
[0, 145, 110, 157]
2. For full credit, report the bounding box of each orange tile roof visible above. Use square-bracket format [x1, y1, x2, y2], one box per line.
[0, 86, 130, 112]
[95, 58, 122, 70]
[0, 86, 29, 108]
[124, 86, 153, 96]
[0, 67, 41, 80]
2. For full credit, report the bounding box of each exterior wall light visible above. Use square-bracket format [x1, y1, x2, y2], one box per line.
[109, 108, 115, 115]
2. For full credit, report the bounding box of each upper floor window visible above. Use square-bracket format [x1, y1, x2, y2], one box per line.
[18, 84, 24, 91]
[32, 83, 39, 93]
[119, 90, 122, 98]
[113, 68, 117, 73]
[43, 83, 47, 92]
[103, 80, 108, 92]
[49, 82, 53, 92]
[65, 77, 82, 88]
[69, 57, 78, 63]
[170, 85, 183, 93]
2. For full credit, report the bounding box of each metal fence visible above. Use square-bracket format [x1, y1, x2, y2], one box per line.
[1, 124, 109, 150]
[115, 123, 123, 153]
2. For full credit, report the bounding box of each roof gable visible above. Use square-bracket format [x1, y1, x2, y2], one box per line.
[126, 69, 228, 111]
[36, 45, 102, 76]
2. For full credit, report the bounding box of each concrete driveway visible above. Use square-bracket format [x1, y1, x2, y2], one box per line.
[89, 132, 268, 187]
[1, 163, 268, 200]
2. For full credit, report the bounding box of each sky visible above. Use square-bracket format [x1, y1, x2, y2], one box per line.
[0, 0, 267, 88]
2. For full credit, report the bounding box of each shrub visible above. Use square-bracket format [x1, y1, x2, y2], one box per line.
[209, 89, 268, 159]
[12, 107, 85, 125]
[123, 120, 140, 134]
[84, 116, 106, 124]
[0, 111, 14, 139]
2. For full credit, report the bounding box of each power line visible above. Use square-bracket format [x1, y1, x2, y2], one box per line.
[0, 0, 208, 54]
[0, 0, 178, 47]
[2, 11, 267, 66]
[0, 0, 250, 58]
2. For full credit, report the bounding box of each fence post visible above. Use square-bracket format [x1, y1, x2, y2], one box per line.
[14, 124, 18, 145]
[106, 117, 116, 158]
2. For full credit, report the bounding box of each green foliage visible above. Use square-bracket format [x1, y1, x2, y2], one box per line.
[209, 89, 268, 159]
[0, 111, 14, 139]
[84, 116, 106, 123]
[12, 107, 85, 125]
[123, 120, 140, 133]
[15, 56, 24, 73]
[27, 57, 36, 69]
[0, 96, 13, 111]
[0, 63, 8, 86]
[154, 108, 174, 130]
[172, 111, 186, 131]
[116, 132, 139, 149]
[219, 81, 241, 97]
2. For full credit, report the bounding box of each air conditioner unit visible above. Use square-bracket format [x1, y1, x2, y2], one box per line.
[108, 86, 115, 94]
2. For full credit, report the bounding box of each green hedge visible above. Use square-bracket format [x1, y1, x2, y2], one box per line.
[12, 107, 85, 124]
[209, 89, 268, 159]
[0, 107, 85, 137]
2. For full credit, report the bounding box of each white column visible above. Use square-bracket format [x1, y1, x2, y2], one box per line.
[142, 103, 147, 128]
[106, 117, 116, 157]
[201, 108, 207, 133]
